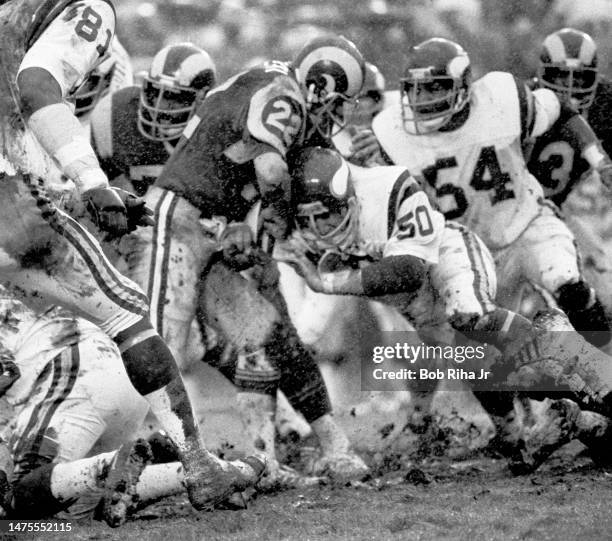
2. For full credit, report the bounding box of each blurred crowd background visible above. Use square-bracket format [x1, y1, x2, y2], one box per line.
[115, 0, 612, 84]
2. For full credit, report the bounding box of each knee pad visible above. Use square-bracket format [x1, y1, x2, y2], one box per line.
[556, 281, 611, 346]
[233, 348, 280, 395]
[114, 317, 180, 394]
[448, 311, 481, 334]
[556, 281, 594, 312]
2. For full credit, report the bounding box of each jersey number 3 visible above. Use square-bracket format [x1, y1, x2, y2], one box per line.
[74, 6, 112, 56]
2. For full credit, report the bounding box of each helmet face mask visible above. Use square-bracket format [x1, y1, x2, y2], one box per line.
[303, 85, 353, 140]
[400, 38, 471, 135]
[139, 80, 203, 141]
[291, 147, 359, 252]
[138, 43, 216, 143]
[538, 28, 599, 112]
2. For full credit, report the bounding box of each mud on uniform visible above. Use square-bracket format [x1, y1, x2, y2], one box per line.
[0, 0, 149, 337]
[0, 292, 147, 483]
[373, 72, 589, 315]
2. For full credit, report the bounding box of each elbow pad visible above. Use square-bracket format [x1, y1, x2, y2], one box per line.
[361, 255, 425, 297]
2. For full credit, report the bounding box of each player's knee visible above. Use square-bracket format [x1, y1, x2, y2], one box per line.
[448, 311, 481, 333]
[233, 349, 280, 394]
[555, 280, 593, 312]
[114, 317, 180, 395]
[555, 280, 611, 346]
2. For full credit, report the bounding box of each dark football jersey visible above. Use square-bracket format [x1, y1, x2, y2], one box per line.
[90, 86, 171, 195]
[527, 77, 612, 206]
[155, 61, 306, 221]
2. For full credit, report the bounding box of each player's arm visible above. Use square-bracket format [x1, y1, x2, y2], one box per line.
[519, 78, 611, 184]
[277, 174, 442, 296]
[246, 72, 306, 238]
[17, 1, 151, 236]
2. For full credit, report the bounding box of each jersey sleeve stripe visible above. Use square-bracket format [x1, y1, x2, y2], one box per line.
[387, 169, 420, 238]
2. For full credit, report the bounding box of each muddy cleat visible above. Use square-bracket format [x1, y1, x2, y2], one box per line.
[309, 451, 370, 483]
[258, 462, 324, 491]
[183, 452, 267, 511]
[102, 439, 153, 527]
[574, 409, 612, 466]
[507, 398, 581, 475]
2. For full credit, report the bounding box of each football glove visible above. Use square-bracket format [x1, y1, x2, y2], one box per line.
[83, 187, 154, 239]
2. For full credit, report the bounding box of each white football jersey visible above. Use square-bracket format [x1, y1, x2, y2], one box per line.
[373, 72, 559, 249]
[347, 164, 444, 264]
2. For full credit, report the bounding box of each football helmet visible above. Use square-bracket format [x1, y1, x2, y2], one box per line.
[74, 37, 133, 117]
[291, 147, 359, 252]
[400, 38, 471, 134]
[138, 43, 216, 142]
[293, 35, 365, 140]
[537, 28, 599, 112]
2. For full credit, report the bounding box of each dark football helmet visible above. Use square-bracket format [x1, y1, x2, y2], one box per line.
[138, 43, 216, 142]
[537, 28, 599, 112]
[293, 35, 365, 141]
[291, 147, 359, 252]
[74, 37, 132, 118]
[400, 38, 471, 134]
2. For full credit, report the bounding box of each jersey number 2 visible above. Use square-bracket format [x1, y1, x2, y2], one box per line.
[74, 6, 112, 56]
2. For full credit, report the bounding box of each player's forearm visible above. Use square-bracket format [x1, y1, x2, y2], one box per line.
[323, 255, 426, 296]
[18, 68, 108, 194]
[562, 113, 608, 167]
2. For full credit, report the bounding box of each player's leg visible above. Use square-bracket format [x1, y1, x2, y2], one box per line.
[0, 178, 264, 510]
[519, 208, 611, 346]
[201, 259, 369, 482]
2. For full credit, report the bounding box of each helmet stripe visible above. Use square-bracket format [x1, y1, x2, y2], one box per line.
[543, 33, 567, 63]
[298, 46, 363, 97]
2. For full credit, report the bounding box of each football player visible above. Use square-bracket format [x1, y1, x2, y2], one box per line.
[0, 0, 263, 513]
[525, 28, 612, 314]
[277, 146, 612, 473]
[0, 290, 258, 525]
[528, 27, 611, 206]
[361, 38, 612, 348]
[90, 42, 216, 197]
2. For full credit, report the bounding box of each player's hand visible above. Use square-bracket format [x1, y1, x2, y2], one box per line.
[112, 188, 155, 232]
[220, 222, 253, 258]
[349, 129, 384, 165]
[260, 200, 290, 239]
[83, 186, 129, 239]
[275, 239, 328, 293]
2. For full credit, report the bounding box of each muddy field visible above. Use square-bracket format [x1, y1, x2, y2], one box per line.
[15, 358, 612, 541]
[19, 447, 612, 541]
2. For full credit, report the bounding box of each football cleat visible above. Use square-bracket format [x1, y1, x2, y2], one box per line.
[308, 450, 370, 483]
[182, 451, 267, 511]
[258, 462, 325, 491]
[506, 397, 581, 475]
[101, 439, 153, 527]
